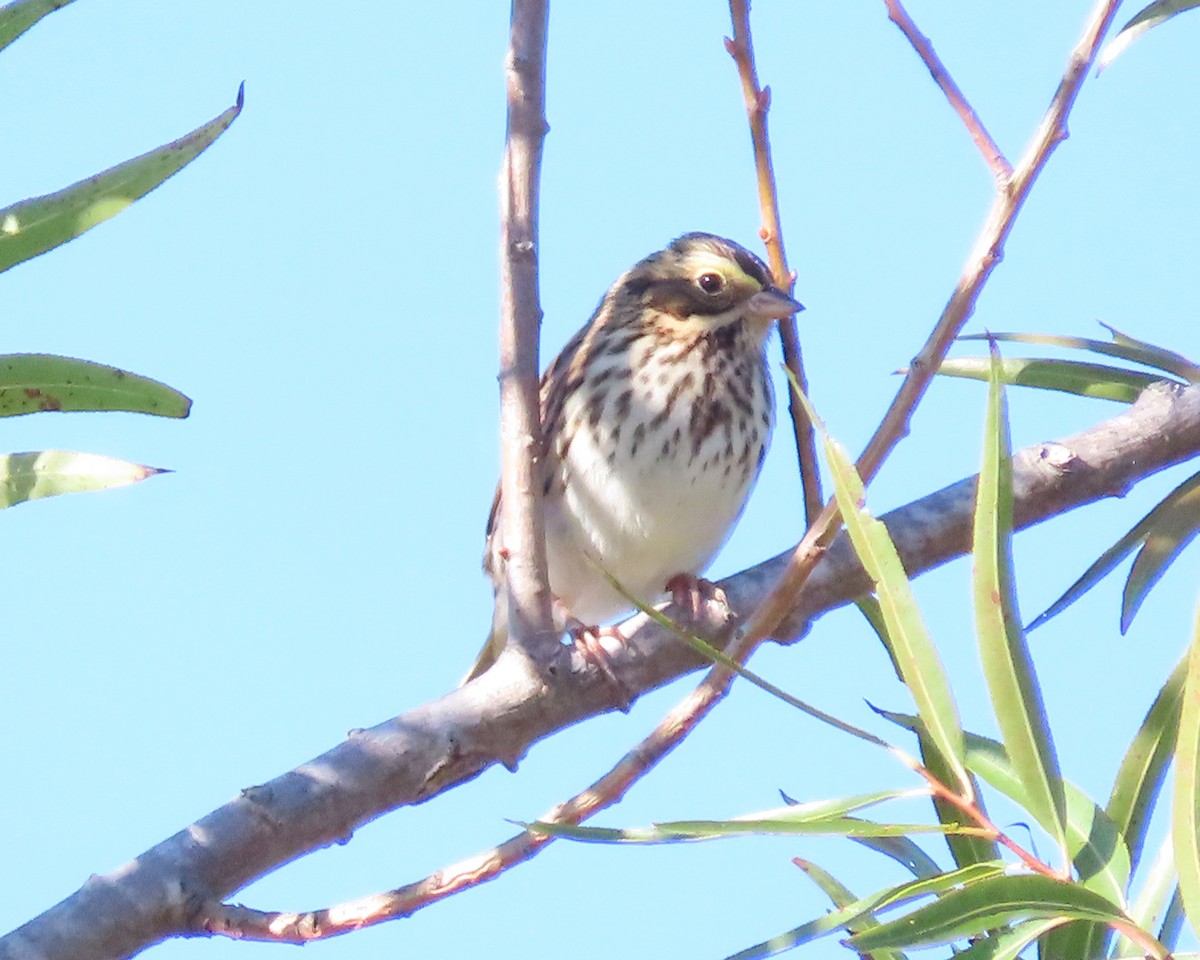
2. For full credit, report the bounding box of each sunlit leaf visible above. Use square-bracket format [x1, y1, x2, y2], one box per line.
[0, 0, 77, 53]
[1118, 839, 1180, 957]
[1123, 478, 1200, 631]
[949, 918, 1069, 959]
[0, 83, 244, 273]
[0, 450, 166, 509]
[1108, 651, 1186, 868]
[873, 706, 1000, 869]
[724, 863, 1005, 960]
[844, 875, 1161, 954]
[1172, 606, 1200, 941]
[0, 354, 190, 418]
[1098, 0, 1200, 72]
[974, 348, 1067, 856]
[528, 792, 970, 844]
[812, 402, 968, 792]
[938, 356, 1160, 402]
[959, 326, 1200, 382]
[791, 859, 907, 960]
[852, 834, 942, 880]
[1029, 470, 1200, 632]
[961, 732, 1130, 906]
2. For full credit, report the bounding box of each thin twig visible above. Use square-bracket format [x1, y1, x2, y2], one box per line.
[497, 0, 557, 667]
[724, 1, 823, 526]
[883, 0, 1012, 182]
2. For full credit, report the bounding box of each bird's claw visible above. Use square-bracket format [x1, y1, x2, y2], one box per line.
[665, 573, 729, 624]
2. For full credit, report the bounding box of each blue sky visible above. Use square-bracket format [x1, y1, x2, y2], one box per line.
[1, 2, 1199, 958]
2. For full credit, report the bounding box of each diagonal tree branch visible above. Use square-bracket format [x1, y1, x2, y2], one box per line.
[883, 0, 1012, 181]
[7, 381, 1200, 957]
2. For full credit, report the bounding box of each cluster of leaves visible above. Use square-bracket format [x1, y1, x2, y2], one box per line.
[541, 351, 1197, 958]
[0, 0, 239, 510]
[528, 6, 1200, 954]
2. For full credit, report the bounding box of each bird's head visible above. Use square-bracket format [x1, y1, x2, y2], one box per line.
[620, 232, 804, 334]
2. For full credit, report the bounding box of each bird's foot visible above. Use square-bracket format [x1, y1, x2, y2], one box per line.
[665, 573, 730, 624]
[554, 601, 634, 710]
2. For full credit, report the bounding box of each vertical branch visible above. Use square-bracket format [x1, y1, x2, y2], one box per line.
[725, 1, 824, 526]
[498, 0, 556, 665]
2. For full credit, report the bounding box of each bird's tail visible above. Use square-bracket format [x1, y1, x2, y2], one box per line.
[461, 606, 508, 686]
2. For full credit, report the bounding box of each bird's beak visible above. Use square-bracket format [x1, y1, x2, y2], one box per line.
[745, 286, 805, 323]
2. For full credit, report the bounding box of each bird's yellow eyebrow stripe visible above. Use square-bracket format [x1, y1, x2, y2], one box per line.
[684, 252, 762, 291]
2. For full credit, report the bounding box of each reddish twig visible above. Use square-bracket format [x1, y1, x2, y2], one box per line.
[497, 0, 557, 667]
[725, 1, 823, 526]
[883, 0, 1012, 182]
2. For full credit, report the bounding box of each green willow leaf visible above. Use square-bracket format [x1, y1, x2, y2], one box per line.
[1029, 469, 1200, 632]
[873, 706, 1000, 870]
[959, 327, 1200, 382]
[1118, 841, 1181, 957]
[724, 863, 1005, 960]
[845, 875, 1160, 954]
[0, 84, 243, 273]
[1108, 651, 1186, 869]
[938, 356, 1160, 402]
[1098, 0, 1200, 71]
[791, 860, 907, 960]
[0, 0, 76, 53]
[1172, 608, 1200, 941]
[1123, 477, 1200, 631]
[961, 731, 1130, 906]
[974, 349, 1067, 856]
[0, 450, 166, 509]
[949, 918, 1068, 960]
[0, 354, 190, 418]
[852, 835, 942, 880]
[818, 415, 968, 792]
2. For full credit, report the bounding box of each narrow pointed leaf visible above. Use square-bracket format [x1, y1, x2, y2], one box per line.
[1108, 650, 1186, 869]
[960, 327, 1200, 382]
[818, 409, 968, 791]
[602, 564, 890, 748]
[1123, 477, 1200, 631]
[0, 450, 166, 509]
[938, 356, 1160, 402]
[961, 731, 1130, 905]
[1098, 0, 1200, 71]
[0, 0, 78, 53]
[1172, 606, 1200, 941]
[0, 354, 190, 418]
[1118, 840, 1179, 957]
[874, 707, 1000, 869]
[0, 84, 244, 273]
[725, 863, 1005, 960]
[852, 835, 943, 880]
[1029, 470, 1200, 632]
[791, 860, 907, 960]
[845, 875, 1161, 954]
[974, 349, 1067, 856]
[949, 918, 1069, 960]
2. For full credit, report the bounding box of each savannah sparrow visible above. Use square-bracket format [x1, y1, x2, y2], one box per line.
[465, 232, 803, 683]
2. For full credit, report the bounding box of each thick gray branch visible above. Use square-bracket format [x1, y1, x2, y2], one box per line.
[6, 381, 1200, 960]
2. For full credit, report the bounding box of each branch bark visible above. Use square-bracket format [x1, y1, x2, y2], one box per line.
[497, 0, 557, 668]
[6, 381, 1200, 958]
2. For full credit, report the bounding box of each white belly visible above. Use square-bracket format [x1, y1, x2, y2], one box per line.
[545, 348, 771, 625]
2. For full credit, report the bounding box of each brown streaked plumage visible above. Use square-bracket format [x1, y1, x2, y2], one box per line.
[465, 233, 803, 683]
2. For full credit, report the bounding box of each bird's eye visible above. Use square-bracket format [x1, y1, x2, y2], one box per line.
[697, 273, 725, 294]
